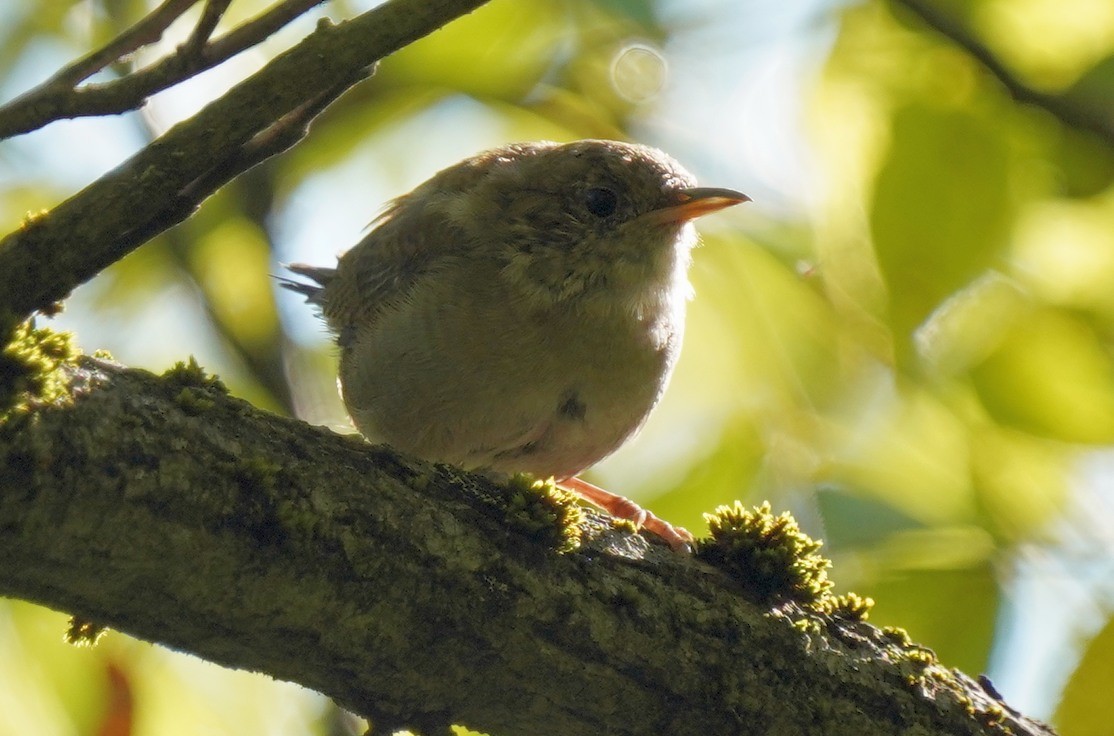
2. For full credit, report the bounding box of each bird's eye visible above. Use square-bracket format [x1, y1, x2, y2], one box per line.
[584, 187, 618, 218]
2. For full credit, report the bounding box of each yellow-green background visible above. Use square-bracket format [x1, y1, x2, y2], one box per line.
[2, 0, 1113, 734]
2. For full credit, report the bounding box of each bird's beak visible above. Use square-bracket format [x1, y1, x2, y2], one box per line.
[647, 187, 751, 224]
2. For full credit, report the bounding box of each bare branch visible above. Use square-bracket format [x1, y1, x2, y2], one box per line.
[51, 0, 201, 87]
[181, 68, 367, 200]
[891, 0, 1114, 148]
[185, 0, 233, 53]
[0, 0, 490, 321]
[206, 0, 326, 59]
[0, 0, 329, 138]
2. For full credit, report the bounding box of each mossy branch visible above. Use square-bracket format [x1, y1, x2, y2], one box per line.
[0, 346, 1056, 736]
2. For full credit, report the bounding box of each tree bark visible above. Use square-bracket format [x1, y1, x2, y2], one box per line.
[0, 357, 1056, 736]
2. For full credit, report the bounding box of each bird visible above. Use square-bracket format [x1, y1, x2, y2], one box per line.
[282, 139, 748, 550]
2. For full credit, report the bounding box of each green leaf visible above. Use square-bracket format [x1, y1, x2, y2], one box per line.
[1047, 54, 1114, 197]
[865, 562, 998, 674]
[1063, 54, 1114, 122]
[650, 416, 766, 531]
[815, 487, 925, 551]
[971, 425, 1070, 541]
[826, 386, 976, 525]
[1055, 615, 1114, 736]
[189, 217, 278, 350]
[972, 308, 1114, 443]
[915, 270, 1031, 378]
[1050, 126, 1114, 199]
[382, 0, 566, 101]
[871, 104, 1014, 357]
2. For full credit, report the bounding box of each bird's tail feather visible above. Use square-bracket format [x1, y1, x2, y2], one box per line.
[278, 263, 336, 306]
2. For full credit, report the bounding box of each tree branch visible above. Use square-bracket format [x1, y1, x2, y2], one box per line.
[0, 0, 491, 323]
[184, 0, 233, 53]
[0, 355, 1057, 736]
[0, 0, 329, 138]
[48, 0, 201, 88]
[890, 0, 1114, 149]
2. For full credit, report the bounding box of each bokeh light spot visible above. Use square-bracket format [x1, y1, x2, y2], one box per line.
[610, 42, 668, 103]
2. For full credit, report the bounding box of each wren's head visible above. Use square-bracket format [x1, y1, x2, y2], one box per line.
[390, 140, 747, 312]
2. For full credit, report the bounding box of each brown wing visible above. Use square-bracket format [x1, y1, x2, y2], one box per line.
[317, 191, 468, 343]
[288, 142, 562, 343]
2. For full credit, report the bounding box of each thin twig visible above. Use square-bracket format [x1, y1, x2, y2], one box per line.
[0, 0, 328, 139]
[184, 66, 372, 200]
[50, 0, 201, 87]
[184, 0, 233, 53]
[891, 0, 1114, 149]
[205, 0, 327, 62]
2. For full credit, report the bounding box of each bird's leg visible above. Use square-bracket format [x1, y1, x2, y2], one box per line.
[558, 476, 694, 552]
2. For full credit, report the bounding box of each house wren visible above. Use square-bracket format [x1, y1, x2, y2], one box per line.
[283, 140, 748, 550]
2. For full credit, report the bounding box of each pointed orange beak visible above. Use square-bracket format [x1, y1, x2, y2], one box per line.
[648, 186, 750, 224]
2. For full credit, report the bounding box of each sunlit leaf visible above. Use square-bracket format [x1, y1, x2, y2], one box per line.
[970, 424, 1070, 540]
[95, 239, 180, 311]
[871, 104, 1014, 356]
[1054, 615, 1114, 736]
[871, 526, 997, 571]
[1011, 197, 1114, 319]
[826, 385, 976, 525]
[382, 0, 565, 101]
[651, 417, 766, 532]
[972, 308, 1114, 442]
[281, 87, 448, 187]
[697, 236, 842, 410]
[2, 602, 108, 736]
[915, 270, 1032, 378]
[865, 562, 999, 674]
[980, 0, 1114, 86]
[189, 217, 279, 349]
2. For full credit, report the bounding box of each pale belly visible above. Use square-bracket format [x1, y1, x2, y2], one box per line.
[339, 277, 683, 479]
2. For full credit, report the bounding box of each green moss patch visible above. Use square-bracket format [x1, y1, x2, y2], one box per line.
[0, 319, 80, 419]
[64, 615, 108, 647]
[696, 501, 873, 621]
[503, 475, 584, 554]
[814, 591, 874, 622]
[696, 501, 833, 605]
[162, 356, 228, 393]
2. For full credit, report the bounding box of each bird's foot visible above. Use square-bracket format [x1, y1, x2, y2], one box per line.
[558, 476, 694, 553]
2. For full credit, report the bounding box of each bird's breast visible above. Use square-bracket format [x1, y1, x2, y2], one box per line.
[338, 263, 687, 479]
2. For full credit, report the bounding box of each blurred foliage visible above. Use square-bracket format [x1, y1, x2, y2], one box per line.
[1055, 614, 1114, 736]
[3, 0, 1114, 734]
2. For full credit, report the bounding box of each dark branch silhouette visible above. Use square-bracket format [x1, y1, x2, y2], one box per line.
[0, 0, 329, 138]
[892, 0, 1114, 149]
